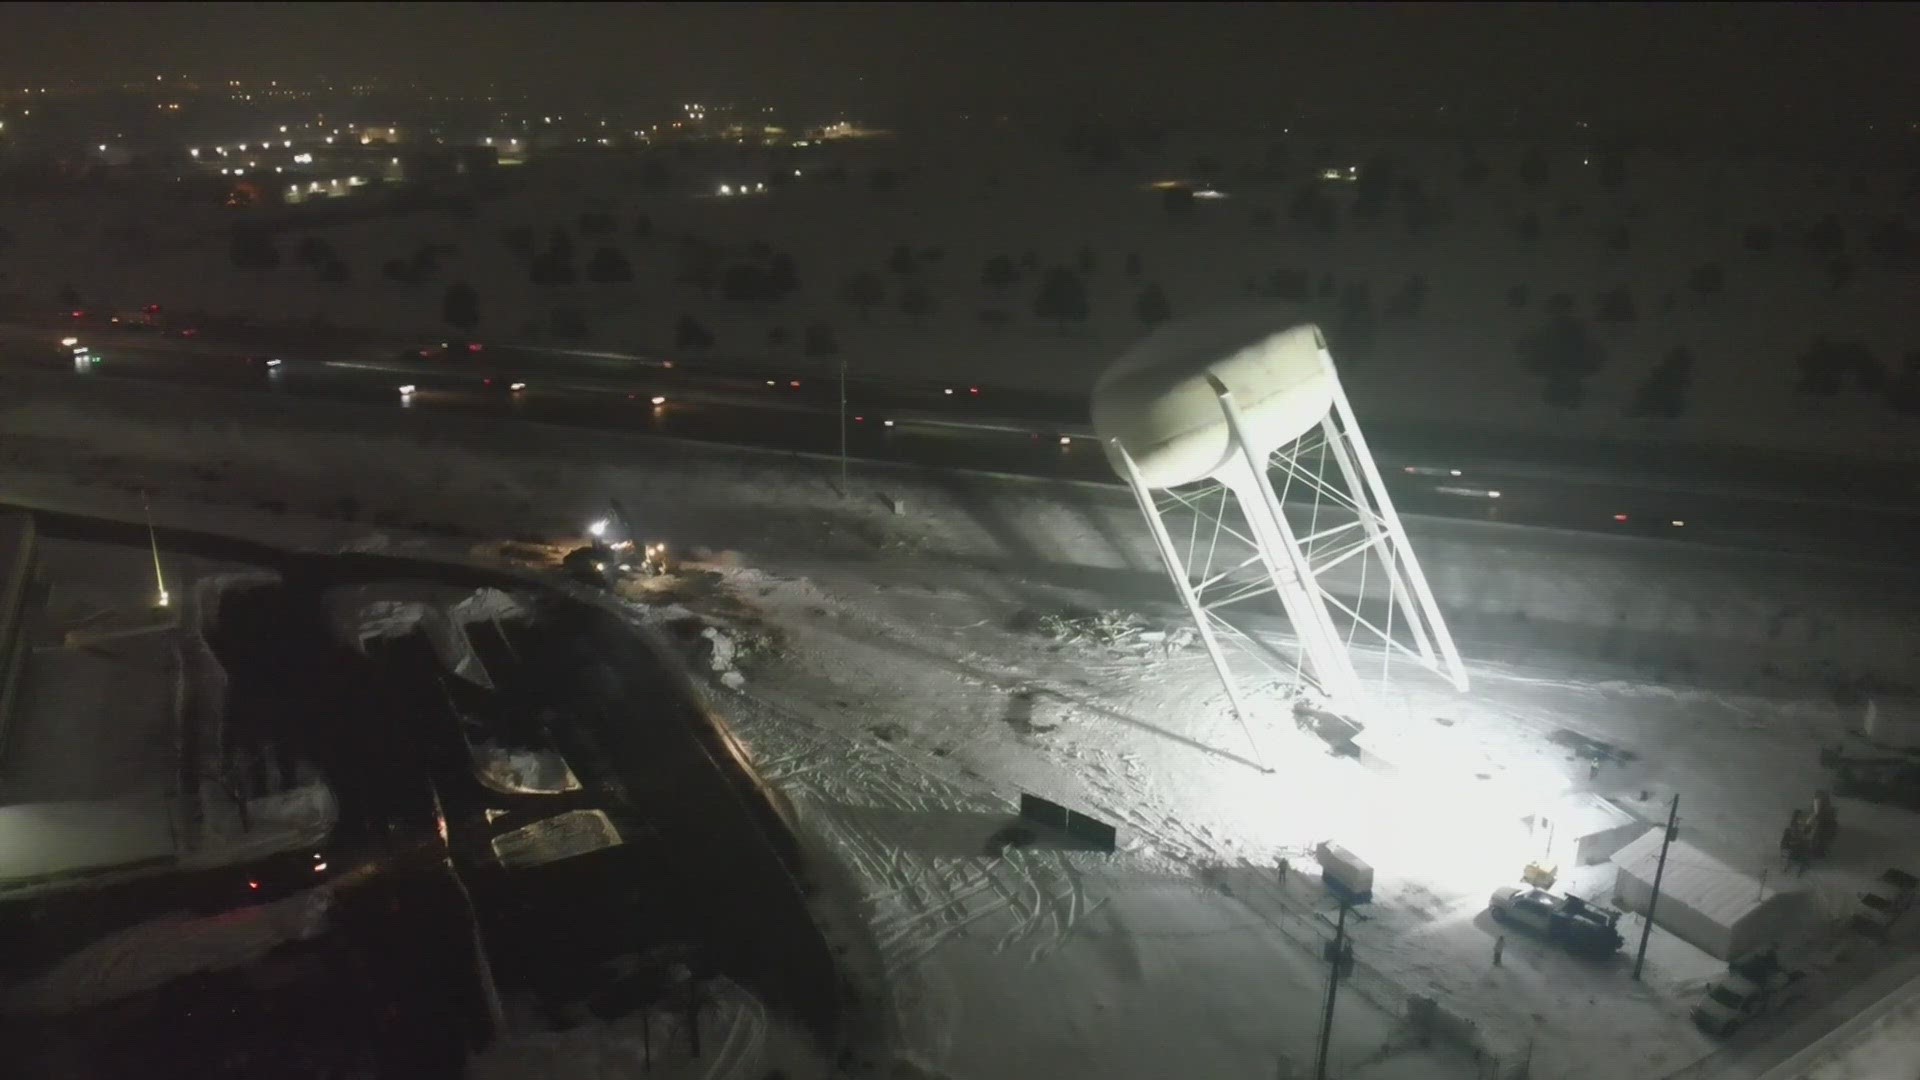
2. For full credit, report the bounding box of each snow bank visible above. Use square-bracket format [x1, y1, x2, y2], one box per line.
[449, 586, 532, 626]
[489, 809, 623, 869]
[471, 976, 833, 1080]
[330, 592, 493, 688]
[5, 887, 333, 1015]
[473, 743, 582, 795]
[0, 802, 175, 886]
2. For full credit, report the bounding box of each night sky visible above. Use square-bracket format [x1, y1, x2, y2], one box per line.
[5, 2, 1917, 137]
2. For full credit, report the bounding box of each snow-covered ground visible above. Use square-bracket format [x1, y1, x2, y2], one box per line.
[6, 127, 1920, 463]
[7, 371, 1920, 1076]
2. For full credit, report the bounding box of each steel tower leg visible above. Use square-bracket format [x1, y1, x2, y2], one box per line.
[1319, 350, 1469, 691]
[1110, 439, 1271, 771]
[1211, 379, 1367, 711]
[1317, 414, 1436, 666]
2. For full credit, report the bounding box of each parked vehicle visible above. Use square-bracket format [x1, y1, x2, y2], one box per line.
[1487, 884, 1624, 958]
[1852, 868, 1918, 935]
[1691, 948, 1806, 1037]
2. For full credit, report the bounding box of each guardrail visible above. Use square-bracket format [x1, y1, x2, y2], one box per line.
[0, 511, 41, 761]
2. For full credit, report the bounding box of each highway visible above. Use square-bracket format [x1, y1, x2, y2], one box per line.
[6, 319, 1919, 565]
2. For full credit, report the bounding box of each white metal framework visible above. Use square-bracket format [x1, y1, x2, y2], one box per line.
[1106, 347, 1467, 765]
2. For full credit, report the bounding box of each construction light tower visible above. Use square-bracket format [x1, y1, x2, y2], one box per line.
[1092, 318, 1467, 764]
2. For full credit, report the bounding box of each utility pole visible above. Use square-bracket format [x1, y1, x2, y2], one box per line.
[1313, 898, 1351, 1080]
[1633, 794, 1680, 981]
[838, 355, 848, 491]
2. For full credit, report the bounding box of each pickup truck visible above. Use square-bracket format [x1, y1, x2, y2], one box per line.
[1487, 884, 1624, 958]
[1690, 949, 1807, 1037]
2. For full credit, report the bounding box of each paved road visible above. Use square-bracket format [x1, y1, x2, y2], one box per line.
[8, 322, 1919, 565]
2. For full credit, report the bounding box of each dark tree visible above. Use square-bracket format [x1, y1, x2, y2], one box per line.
[1807, 214, 1846, 256]
[1743, 225, 1776, 254]
[977, 309, 1013, 332]
[767, 325, 789, 352]
[577, 211, 617, 237]
[768, 252, 799, 299]
[1267, 267, 1311, 302]
[382, 257, 414, 283]
[320, 257, 351, 284]
[1518, 147, 1550, 187]
[1134, 283, 1171, 328]
[1338, 283, 1374, 332]
[1019, 249, 1040, 270]
[887, 244, 917, 275]
[1317, 273, 1337, 300]
[1827, 254, 1856, 294]
[1794, 340, 1845, 396]
[1689, 261, 1725, 298]
[1352, 157, 1397, 218]
[1250, 206, 1278, 235]
[721, 262, 773, 301]
[1886, 351, 1920, 416]
[803, 321, 838, 358]
[442, 282, 480, 331]
[548, 306, 586, 338]
[899, 282, 936, 327]
[1607, 224, 1631, 252]
[918, 246, 946, 265]
[1124, 251, 1143, 277]
[632, 213, 653, 239]
[1517, 212, 1541, 242]
[1033, 265, 1089, 330]
[409, 244, 439, 278]
[1384, 274, 1429, 324]
[1867, 219, 1920, 270]
[230, 227, 281, 271]
[548, 225, 575, 264]
[1517, 314, 1608, 409]
[1626, 346, 1694, 419]
[296, 235, 333, 268]
[56, 284, 80, 308]
[981, 254, 1017, 295]
[674, 314, 714, 354]
[1507, 284, 1531, 308]
[586, 246, 634, 284]
[838, 270, 886, 321]
[1077, 246, 1098, 274]
[1597, 152, 1627, 191]
[1596, 285, 1637, 323]
[501, 225, 536, 261]
[869, 167, 901, 195]
[1460, 154, 1491, 184]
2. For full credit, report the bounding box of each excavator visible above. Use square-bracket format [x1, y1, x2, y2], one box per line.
[563, 498, 671, 590]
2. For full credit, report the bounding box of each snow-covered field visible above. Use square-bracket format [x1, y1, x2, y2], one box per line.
[5, 127, 1919, 463]
[6, 366, 1920, 1076]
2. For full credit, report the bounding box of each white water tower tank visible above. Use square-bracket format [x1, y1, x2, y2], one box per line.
[1091, 317, 1335, 490]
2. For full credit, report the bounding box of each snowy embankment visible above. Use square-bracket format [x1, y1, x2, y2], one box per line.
[7, 371, 1919, 1077]
[6, 370, 1917, 691]
[3, 885, 334, 1015]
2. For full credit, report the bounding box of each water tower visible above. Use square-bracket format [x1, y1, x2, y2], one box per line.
[1092, 317, 1467, 766]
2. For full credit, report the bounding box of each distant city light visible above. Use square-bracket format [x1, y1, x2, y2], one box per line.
[188, 147, 199, 157]
[97, 143, 106, 152]
[650, 395, 666, 406]
[718, 183, 732, 195]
